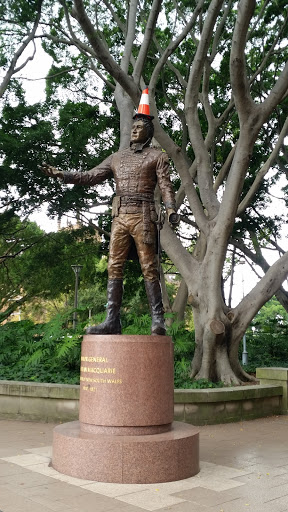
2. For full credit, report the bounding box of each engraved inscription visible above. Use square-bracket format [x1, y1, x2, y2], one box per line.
[81, 356, 108, 363]
[81, 376, 122, 385]
[80, 354, 123, 390]
[83, 385, 97, 392]
[81, 366, 116, 374]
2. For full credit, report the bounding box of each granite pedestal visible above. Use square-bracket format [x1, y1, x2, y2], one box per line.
[52, 335, 199, 483]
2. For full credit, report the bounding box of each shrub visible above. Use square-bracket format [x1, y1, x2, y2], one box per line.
[0, 313, 83, 384]
[2, 308, 287, 388]
[240, 321, 288, 373]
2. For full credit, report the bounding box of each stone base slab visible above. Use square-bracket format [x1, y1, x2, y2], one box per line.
[52, 420, 199, 484]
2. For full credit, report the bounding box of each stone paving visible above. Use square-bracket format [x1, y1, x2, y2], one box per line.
[0, 416, 288, 512]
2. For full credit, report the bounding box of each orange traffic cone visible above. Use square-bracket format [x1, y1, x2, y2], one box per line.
[133, 88, 154, 120]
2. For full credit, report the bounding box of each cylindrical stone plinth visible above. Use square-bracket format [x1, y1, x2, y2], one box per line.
[52, 335, 200, 483]
[79, 335, 174, 429]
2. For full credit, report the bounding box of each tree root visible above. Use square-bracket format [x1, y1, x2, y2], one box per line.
[236, 365, 257, 383]
[218, 371, 242, 386]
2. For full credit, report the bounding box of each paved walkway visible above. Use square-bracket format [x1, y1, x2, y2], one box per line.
[0, 416, 288, 512]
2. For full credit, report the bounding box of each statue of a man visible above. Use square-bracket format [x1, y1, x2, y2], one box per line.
[41, 93, 177, 336]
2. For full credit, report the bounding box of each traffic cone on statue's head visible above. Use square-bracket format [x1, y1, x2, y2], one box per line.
[133, 88, 154, 120]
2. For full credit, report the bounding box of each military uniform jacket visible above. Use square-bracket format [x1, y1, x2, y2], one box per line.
[62, 144, 176, 211]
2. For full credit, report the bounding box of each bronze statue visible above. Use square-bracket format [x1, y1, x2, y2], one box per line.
[41, 93, 178, 336]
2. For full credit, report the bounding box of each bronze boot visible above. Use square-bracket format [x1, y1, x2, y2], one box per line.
[144, 280, 166, 336]
[86, 279, 123, 335]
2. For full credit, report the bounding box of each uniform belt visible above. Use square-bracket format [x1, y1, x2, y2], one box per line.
[120, 195, 154, 206]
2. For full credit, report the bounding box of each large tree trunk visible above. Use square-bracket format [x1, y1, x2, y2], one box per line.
[187, 255, 247, 385]
[189, 251, 288, 385]
[190, 305, 254, 385]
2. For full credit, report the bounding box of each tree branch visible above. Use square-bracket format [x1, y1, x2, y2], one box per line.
[119, 0, 138, 75]
[149, 0, 205, 91]
[231, 251, 288, 340]
[229, 0, 256, 125]
[160, 221, 199, 288]
[133, 0, 162, 84]
[237, 115, 288, 215]
[72, 0, 139, 104]
[185, 0, 223, 218]
[0, 295, 29, 324]
[152, 119, 209, 234]
[0, 0, 43, 98]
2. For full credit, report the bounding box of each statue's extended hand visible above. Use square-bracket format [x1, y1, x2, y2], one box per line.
[40, 162, 64, 179]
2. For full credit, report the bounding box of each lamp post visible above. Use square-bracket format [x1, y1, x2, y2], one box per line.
[241, 265, 248, 365]
[242, 333, 248, 365]
[71, 264, 83, 329]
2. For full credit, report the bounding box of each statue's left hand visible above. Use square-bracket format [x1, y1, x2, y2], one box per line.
[39, 162, 64, 179]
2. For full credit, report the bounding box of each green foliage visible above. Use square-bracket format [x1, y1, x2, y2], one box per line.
[240, 297, 288, 372]
[253, 296, 288, 326]
[0, 96, 119, 218]
[122, 313, 151, 335]
[0, 101, 58, 213]
[0, 315, 83, 384]
[242, 330, 288, 373]
[174, 357, 191, 388]
[171, 321, 195, 388]
[179, 379, 225, 389]
[2, 296, 288, 387]
[0, 313, 196, 385]
[78, 285, 107, 316]
[0, 213, 109, 322]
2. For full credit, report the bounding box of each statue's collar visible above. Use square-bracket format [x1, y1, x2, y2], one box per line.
[129, 139, 151, 152]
